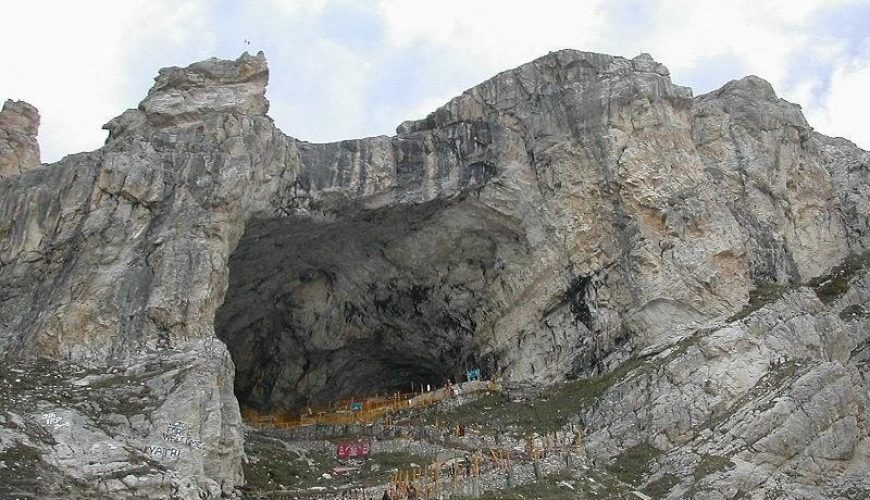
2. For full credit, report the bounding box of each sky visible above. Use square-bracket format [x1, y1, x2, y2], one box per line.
[1, 0, 869, 163]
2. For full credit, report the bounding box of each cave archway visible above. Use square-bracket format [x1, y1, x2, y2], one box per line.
[215, 197, 522, 413]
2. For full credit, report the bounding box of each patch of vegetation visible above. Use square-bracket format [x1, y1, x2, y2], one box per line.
[728, 282, 789, 322]
[646, 473, 680, 496]
[477, 474, 579, 500]
[243, 431, 433, 497]
[656, 327, 717, 366]
[0, 358, 85, 414]
[86, 373, 140, 390]
[423, 357, 652, 435]
[840, 303, 868, 321]
[477, 471, 638, 500]
[86, 364, 192, 419]
[368, 451, 431, 471]
[693, 454, 734, 480]
[528, 357, 652, 432]
[243, 433, 334, 491]
[0, 442, 42, 462]
[705, 359, 804, 432]
[726, 254, 870, 323]
[0, 443, 52, 498]
[606, 442, 662, 485]
[0, 356, 167, 424]
[100, 464, 157, 481]
[808, 253, 870, 304]
[94, 384, 159, 418]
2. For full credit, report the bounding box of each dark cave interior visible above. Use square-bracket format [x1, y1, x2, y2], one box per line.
[215, 197, 525, 413]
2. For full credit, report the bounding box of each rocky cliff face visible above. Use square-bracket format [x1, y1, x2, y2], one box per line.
[0, 99, 40, 179]
[1, 50, 869, 498]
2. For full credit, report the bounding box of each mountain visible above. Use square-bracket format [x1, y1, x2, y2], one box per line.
[1, 50, 868, 498]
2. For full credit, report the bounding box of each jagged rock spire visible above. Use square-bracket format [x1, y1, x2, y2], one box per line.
[0, 99, 40, 179]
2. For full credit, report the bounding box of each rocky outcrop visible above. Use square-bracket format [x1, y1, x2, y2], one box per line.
[0, 338, 242, 498]
[1, 49, 868, 498]
[0, 99, 40, 178]
[580, 257, 870, 499]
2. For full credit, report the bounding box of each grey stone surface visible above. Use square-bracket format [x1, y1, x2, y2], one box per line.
[0, 99, 40, 179]
[0, 339, 242, 498]
[1, 49, 869, 497]
[579, 269, 870, 498]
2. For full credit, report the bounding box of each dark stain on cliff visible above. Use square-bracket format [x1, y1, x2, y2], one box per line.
[564, 275, 593, 329]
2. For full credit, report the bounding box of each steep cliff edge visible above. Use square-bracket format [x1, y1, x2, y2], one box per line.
[1, 50, 868, 498]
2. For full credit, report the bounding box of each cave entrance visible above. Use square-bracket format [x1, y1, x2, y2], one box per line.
[215, 199, 502, 414]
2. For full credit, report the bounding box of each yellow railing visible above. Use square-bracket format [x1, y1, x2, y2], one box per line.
[244, 380, 498, 430]
[244, 392, 423, 429]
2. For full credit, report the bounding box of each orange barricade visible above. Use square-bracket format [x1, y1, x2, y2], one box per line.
[244, 380, 499, 430]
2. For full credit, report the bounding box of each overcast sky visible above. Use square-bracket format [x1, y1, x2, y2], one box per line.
[2, 0, 869, 163]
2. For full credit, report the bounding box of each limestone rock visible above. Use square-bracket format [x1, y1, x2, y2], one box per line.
[135, 51, 269, 129]
[580, 262, 870, 498]
[0, 99, 40, 178]
[0, 339, 242, 499]
[1, 49, 869, 498]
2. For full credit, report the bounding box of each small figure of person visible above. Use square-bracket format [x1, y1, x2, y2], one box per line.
[382, 488, 391, 500]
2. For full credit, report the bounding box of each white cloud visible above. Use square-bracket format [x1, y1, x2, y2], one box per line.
[270, 38, 378, 142]
[1, 2, 135, 162]
[600, 0, 869, 149]
[804, 55, 870, 149]
[265, 0, 329, 17]
[378, 0, 610, 70]
[2, 1, 868, 161]
[0, 0, 212, 163]
[372, 0, 612, 139]
[621, 0, 861, 90]
[371, 0, 870, 152]
[405, 94, 461, 123]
